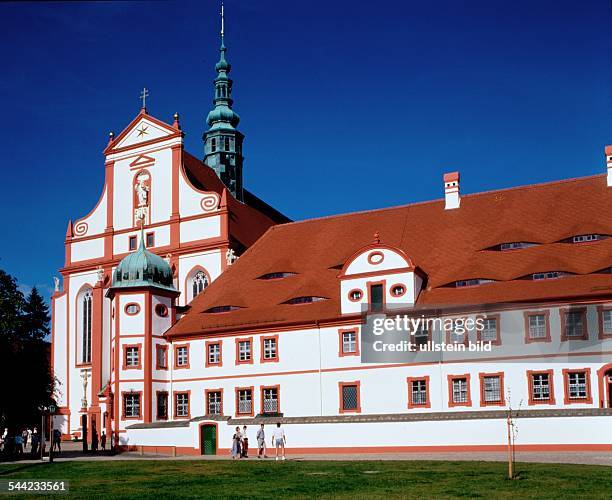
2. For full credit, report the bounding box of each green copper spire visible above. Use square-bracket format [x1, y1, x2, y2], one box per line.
[203, 2, 245, 201]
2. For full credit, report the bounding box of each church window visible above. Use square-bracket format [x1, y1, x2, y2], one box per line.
[145, 232, 154, 248]
[124, 346, 140, 368]
[80, 289, 92, 364]
[339, 382, 360, 413]
[211, 138, 216, 152]
[155, 303, 168, 318]
[175, 392, 190, 418]
[225, 137, 230, 151]
[391, 284, 406, 297]
[191, 271, 209, 300]
[129, 235, 137, 251]
[175, 346, 189, 368]
[157, 392, 168, 420]
[348, 289, 362, 301]
[236, 388, 253, 415]
[261, 386, 279, 414]
[261, 336, 278, 361]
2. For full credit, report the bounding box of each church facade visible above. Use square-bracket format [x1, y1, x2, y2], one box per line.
[51, 27, 612, 455]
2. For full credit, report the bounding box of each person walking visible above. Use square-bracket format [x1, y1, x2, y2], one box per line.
[101, 431, 106, 451]
[14, 433, 23, 456]
[241, 425, 249, 458]
[21, 429, 29, 450]
[31, 429, 39, 457]
[271, 422, 286, 461]
[231, 426, 242, 459]
[256, 424, 268, 458]
[53, 429, 61, 453]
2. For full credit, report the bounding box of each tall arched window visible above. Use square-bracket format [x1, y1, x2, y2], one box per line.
[192, 271, 209, 300]
[81, 289, 92, 363]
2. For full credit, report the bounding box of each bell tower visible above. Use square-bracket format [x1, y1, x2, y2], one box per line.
[203, 3, 244, 201]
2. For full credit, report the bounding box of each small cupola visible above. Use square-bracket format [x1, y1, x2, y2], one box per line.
[109, 229, 175, 293]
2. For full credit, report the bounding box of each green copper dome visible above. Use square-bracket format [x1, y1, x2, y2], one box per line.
[111, 235, 175, 291]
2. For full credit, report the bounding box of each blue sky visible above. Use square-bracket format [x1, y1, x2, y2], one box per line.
[0, 0, 609, 298]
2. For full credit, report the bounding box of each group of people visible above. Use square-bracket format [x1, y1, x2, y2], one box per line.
[231, 423, 286, 461]
[0, 427, 61, 459]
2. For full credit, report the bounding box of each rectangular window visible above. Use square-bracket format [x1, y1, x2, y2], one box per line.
[236, 388, 253, 415]
[483, 376, 502, 404]
[157, 392, 168, 420]
[452, 378, 468, 404]
[528, 314, 546, 339]
[414, 326, 429, 347]
[567, 372, 587, 399]
[129, 235, 137, 251]
[603, 310, 612, 334]
[480, 317, 498, 343]
[125, 346, 140, 368]
[175, 346, 189, 368]
[369, 284, 384, 312]
[563, 310, 586, 340]
[123, 393, 141, 419]
[262, 337, 278, 361]
[237, 339, 252, 363]
[156, 345, 167, 370]
[262, 386, 279, 414]
[342, 331, 357, 354]
[175, 392, 190, 418]
[409, 378, 428, 407]
[530, 372, 554, 404]
[448, 320, 467, 344]
[145, 232, 154, 248]
[207, 342, 221, 365]
[339, 382, 360, 413]
[206, 390, 222, 415]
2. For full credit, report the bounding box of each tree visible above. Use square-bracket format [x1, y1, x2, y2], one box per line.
[0, 271, 52, 431]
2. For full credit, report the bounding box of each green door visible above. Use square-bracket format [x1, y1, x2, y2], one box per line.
[201, 425, 216, 455]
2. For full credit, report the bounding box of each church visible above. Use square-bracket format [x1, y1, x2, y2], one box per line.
[50, 14, 612, 455]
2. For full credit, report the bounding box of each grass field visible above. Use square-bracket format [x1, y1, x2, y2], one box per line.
[0, 459, 611, 499]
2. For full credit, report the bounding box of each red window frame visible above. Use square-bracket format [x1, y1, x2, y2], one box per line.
[173, 390, 191, 419]
[128, 235, 137, 251]
[235, 386, 255, 417]
[338, 381, 362, 414]
[597, 305, 612, 340]
[156, 390, 168, 420]
[121, 391, 142, 420]
[145, 231, 155, 248]
[235, 337, 253, 365]
[447, 374, 472, 408]
[476, 314, 501, 346]
[122, 343, 142, 370]
[205, 340, 223, 367]
[205, 388, 224, 416]
[174, 344, 190, 369]
[478, 372, 505, 407]
[560, 307, 588, 341]
[260, 385, 281, 415]
[527, 369, 556, 405]
[155, 344, 168, 370]
[523, 310, 551, 343]
[260, 335, 279, 363]
[562, 368, 592, 405]
[406, 376, 430, 409]
[338, 328, 360, 357]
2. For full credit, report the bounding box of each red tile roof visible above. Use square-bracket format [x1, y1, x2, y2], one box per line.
[166, 174, 612, 338]
[182, 152, 289, 247]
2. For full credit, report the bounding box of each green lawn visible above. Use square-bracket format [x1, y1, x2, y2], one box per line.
[0, 459, 610, 499]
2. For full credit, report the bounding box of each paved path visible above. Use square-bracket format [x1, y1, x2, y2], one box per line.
[2, 441, 611, 466]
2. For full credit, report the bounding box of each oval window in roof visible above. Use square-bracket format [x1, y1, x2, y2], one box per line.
[284, 296, 327, 305]
[258, 272, 297, 280]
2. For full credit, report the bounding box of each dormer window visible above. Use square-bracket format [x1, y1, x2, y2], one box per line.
[443, 279, 494, 288]
[284, 296, 327, 305]
[258, 272, 297, 280]
[487, 242, 536, 251]
[571, 234, 603, 243]
[532, 272, 562, 280]
[205, 305, 240, 313]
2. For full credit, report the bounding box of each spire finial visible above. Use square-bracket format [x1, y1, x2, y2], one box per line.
[220, 1, 225, 39]
[139, 87, 149, 111]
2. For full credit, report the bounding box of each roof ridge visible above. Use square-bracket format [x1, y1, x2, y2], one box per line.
[268, 173, 606, 230]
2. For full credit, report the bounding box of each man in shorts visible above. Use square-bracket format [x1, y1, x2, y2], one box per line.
[256, 423, 268, 458]
[271, 422, 286, 461]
